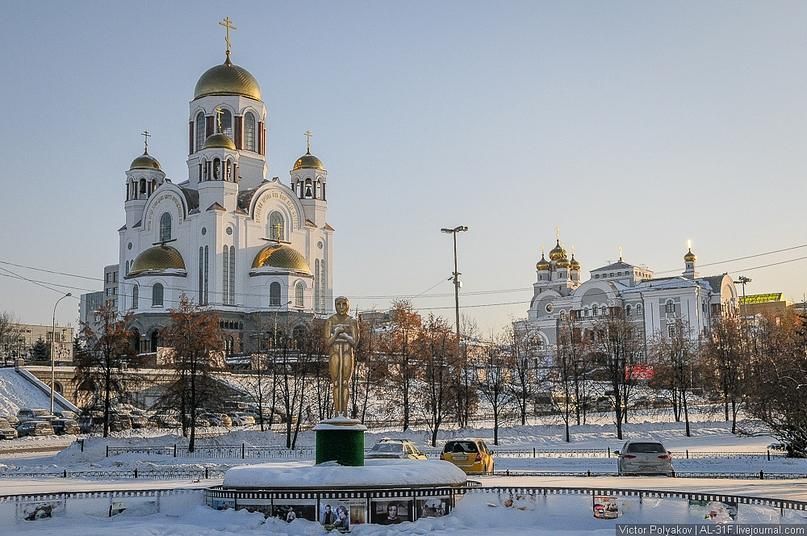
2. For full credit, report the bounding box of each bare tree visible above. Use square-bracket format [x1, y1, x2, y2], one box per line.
[702, 315, 748, 434]
[162, 295, 224, 452]
[0, 312, 22, 365]
[477, 332, 513, 445]
[552, 313, 585, 442]
[507, 325, 540, 426]
[649, 319, 697, 436]
[74, 302, 133, 437]
[379, 300, 421, 431]
[591, 308, 643, 440]
[415, 314, 455, 446]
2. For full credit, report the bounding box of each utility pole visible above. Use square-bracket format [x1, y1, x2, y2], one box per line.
[441, 225, 468, 425]
[734, 276, 751, 318]
[51, 292, 72, 413]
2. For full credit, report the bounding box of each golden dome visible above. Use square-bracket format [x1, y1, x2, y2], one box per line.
[684, 248, 696, 263]
[194, 58, 261, 100]
[130, 151, 161, 171]
[569, 255, 581, 271]
[204, 133, 237, 150]
[252, 244, 312, 275]
[549, 240, 566, 261]
[129, 246, 186, 277]
[556, 257, 570, 269]
[536, 254, 550, 271]
[293, 151, 325, 171]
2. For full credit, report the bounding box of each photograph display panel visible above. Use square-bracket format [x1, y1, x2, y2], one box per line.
[370, 498, 414, 525]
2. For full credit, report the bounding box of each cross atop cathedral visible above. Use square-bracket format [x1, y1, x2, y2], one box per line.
[215, 107, 224, 133]
[141, 130, 151, 153]
[555, 226, 560, 241]
[618, 245, 624, 261]
[304, 130, 313, 153]
[219, 17, 237, 59]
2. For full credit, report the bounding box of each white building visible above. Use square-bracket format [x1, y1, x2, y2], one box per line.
[115, 34, 334, 354]
[519, 238, 738, 354]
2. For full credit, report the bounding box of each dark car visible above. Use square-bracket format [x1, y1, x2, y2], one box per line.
[52, 419, 80, 435]
[17, 408, 56, 423]
[16, 420, 55, 437]
[78, 414, 95, 433]
[0, 418, 18, 440]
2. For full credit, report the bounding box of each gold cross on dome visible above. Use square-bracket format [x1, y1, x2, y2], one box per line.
[219, 16, 237, 57]
[141, 130, 151, 153]
[304, 130, 313, 153]
[215, 107, 224, 133]
[555, 226, 560, 241]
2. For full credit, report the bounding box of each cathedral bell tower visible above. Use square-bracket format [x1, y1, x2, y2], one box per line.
[197, 108, 239, 212]
[291, 131, 328, 227]
[124, 131, 165, 228]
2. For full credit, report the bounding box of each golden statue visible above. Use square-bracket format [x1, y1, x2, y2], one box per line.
[324, 296, 359, 417]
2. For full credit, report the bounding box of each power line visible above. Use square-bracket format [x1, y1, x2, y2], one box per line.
[654, 243, 807, 274]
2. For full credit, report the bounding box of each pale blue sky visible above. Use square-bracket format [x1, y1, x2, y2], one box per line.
[1, 1, 806, 333]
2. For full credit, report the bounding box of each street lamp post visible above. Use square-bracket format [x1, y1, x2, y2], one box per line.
[734, 276, 752, 318]
[51, 292, 72, 413]
[441, 225, 468, 424]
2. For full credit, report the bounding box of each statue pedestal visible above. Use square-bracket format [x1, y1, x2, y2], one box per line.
[313, 417, 367, 466]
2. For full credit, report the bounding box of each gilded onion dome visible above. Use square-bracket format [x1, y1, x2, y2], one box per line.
[252, 244, 312, 275]
[129, 151, 161, 171]
[569, 255, 581, 271]
[293, 151, 325, 171]
[548, 240, 566, 261]
[684, 248, 696, 263]
[129, 246, 186, 277]
[556, 256, 570, 269]
[204, 133, 237, 150]
[194, 57, 262, 101]
[536, 254, 551, 271]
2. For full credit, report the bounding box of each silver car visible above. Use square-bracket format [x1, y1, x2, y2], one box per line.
[616, 441, 674, 476]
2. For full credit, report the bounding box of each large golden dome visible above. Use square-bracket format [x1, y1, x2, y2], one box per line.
[129, 246, 186, 277]
[252, 244, 311, 275]
[293, 151, 325, 171]
[130, 151, 161, 171]
[549, 240, 566, 261]
[194, 57, 262, 101]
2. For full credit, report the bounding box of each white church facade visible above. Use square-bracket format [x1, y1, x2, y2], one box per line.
[114, 27, 333, 354]
[518, 238, 739, 355]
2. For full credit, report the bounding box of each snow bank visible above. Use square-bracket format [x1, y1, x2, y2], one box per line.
[223, 459, 467, 488]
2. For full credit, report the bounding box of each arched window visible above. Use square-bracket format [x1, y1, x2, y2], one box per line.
[221, 109, 233, 137]
[295, 281, 305, 308]
[213, 158, 221, 180]
[665, 300, 676, 314]
[269, 212, 284, 241]
[637, 303, 643, 315]
[625, 304, 632, 317]
[159, 213, 172, 242]
[152, 283, 164, 307]
[244, 112, 256, 152]
[132, 285, 139, 309]
[269, 282, 281, 306]
[195, 112, 205, 151]
[304, 179, 313, 198]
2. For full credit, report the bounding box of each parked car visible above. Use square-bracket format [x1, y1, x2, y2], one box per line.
[0, 418, 18, 439]
[16, 420, 55, 437]
[52, 419, 80, 435]
[151, 413, 180, 428]
[440, 438, 494, 474]
[2, 414, 19, 427]
[78, 414, 95, 433]
[17, 408, 57, 423]
[129, 412, 149, 429]
[616, 441, 674, 476]
[229, 413, 256, 426]
[56, 410, 78, 421]
[201, 413, 232, 427]
[367, 438, 428, 460]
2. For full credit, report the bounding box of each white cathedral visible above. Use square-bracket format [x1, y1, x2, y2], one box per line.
[518, 237, 739, 354]
[115, 30, 333, 354]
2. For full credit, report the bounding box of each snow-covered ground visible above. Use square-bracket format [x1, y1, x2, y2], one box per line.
[0, 367, 62, 416]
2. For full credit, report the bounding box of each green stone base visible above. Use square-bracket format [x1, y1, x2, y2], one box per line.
[315, 425, 365, 466]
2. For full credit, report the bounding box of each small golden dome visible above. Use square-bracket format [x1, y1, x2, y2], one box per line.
[549, 240, 566, 261]
[130, 151, 161, 171]
[569, 255, 581, 270]
[556, 257, 570, 269]
[252, 244, 312, 275]
[204, 133, 237, 150]
[536, 254, 550, 271]
[194, 58, 262, 100]
[684, 248, 696, 263]
[129, 246, 186, 277]
[293, 151, 325, 171]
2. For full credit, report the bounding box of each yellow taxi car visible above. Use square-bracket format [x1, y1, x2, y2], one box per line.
[439, 438, 494, 474]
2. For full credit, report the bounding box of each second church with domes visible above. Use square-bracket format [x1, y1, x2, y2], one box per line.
[117, 22, 333, 354]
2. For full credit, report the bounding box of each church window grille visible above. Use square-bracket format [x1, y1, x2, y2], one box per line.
[152, 283, 164, 307]
[223, 246, 229, 305]
[221, 109, 233, 137]
[269, 212, 284, 241]
[665, 300, 675, 314]
[244, 112, 256, 152]
[228, 246, 236, 305]
[195, 112, 205, 152]
[295, 281, 304, 308]
[269, 282, 281, 306]
[132, 285, 139, 309]
[159, 213, 172, 242]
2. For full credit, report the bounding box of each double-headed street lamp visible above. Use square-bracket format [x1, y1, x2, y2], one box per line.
[51, 292, 72, 413]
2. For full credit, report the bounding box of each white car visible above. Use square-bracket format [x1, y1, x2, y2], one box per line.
[616, 441, 674, 476]
[366, 438, 428, 460]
